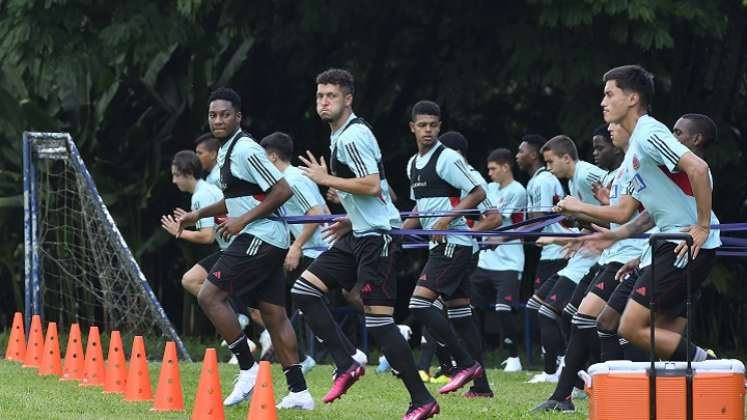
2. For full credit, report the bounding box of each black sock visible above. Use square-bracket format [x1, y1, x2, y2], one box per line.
[292, 278, 353, 371]
[367, 315, 433, 406]
[496, 310, 518, 357]
[550, 313, 596, 401]
[539, 306, 563, 374]
[409, 296, 474, 368]
[598, 327, 623, 361]
[670, 336, 707, 362]
[418, 328, 437, 371]
[560, 308, 573, 344]
[620, 338, 649, 362]
[449, 306, 490, 392]
[435, 344, 453, 373]
[283, 364, 307, 392]
[228, 334, 255, 371]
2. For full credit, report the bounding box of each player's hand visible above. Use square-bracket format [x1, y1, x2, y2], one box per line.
[161, 214, 181, 238]
[176, 211, 199, 236]
[578, 224, 619, 254]
[676, 225, 708, 260]
[322, 218, 352, 242]
[326, 188, 341, 204]
[430, 217, 450, 244]
[615, 257, 641, 281]
[284, 244, 302, 272]
[173, 207, 188, 220]
[217, 216, 246, 241]
[554, 196, 582, 214]
[562, 240, 581, 258]
[299, 151, 330, 185]
[591, 181, 610, 205]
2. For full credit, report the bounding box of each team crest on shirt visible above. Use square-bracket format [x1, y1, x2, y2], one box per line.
[632, 154, 640, 170]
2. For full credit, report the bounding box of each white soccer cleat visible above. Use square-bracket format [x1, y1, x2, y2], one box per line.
[527, 371, 559, 384]
[276, 389, 315, 410]
[228, 354, 238, 365]
[259, 330, 273, 359]
[237, 313, 250, 330]
[501, 356, 523, 372]
[397, 324, 413, 341]
[301, 355, 317, 374]
[223, 363, 259, 406]
[352, 348, 368, 366]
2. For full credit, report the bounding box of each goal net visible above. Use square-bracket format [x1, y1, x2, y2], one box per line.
[23, 132, 190, 360]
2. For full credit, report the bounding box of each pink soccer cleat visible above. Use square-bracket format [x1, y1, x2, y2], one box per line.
[403, 400, 440, 420]
[438, 362, 483, 394]
[322, 363, 365, 403]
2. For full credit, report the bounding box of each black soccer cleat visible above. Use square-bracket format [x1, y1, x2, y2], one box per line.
[529, 398, 576, 414]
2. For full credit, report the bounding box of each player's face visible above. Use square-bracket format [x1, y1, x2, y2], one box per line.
[601, 80, 631, 124]
[316, 84, 351, 123]
[195, 142, 217, 171]
[515, 142, 535, 172]
[409, 114, 441, 149]
[171, 165, 191, 192]
[673, 118, 698, 150]
[592, 136, 617, 170]
[608, 122, 630, 150]
[487, 161, 509, 183]
[208, 100, 241, 139]
[543, 150, 571, 179]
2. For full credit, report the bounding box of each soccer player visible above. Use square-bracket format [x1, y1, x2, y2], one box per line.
[177, 88, 312, 410]
[470, 148, 527, 373]
[194, 132, 222, 188]
[529, 135, 607, 384]
[585, 65, 721, 362]
[290, 69, 438, 419]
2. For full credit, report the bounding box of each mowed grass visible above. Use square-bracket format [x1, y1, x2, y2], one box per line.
[0, 358, 587, 420]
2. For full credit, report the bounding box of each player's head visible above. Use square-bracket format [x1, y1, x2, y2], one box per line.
[438, 131, 468, 157]
[208, 88, 242, 140]
[541, 135, 578, 179]
[607, 122, 631, 153]
[515, 134, 547, 172]
[260, 131, 294, 165]
[194, 132, 220, 171]
[592, 124, 622, 170]
[486, 148, 514, 183]
[409, 100, 442, 149]
[601, 65, 654, 123]
[171, 150, 201, 192]
[673, 113, 717, 152]
[316, 68, 354, 124]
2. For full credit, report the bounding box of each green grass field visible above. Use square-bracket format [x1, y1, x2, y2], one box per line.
[0, 358, 587, 420]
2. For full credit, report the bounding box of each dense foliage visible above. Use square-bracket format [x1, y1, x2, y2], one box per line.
[1, 0, 745, 350]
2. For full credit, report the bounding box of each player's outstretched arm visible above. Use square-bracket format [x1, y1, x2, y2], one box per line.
[218, 179, 293, 240]
[285, 205, 323, 271]
[299, 151, 381, 196]
[676, 152, 711, 259]
[555, 195, 639, 225]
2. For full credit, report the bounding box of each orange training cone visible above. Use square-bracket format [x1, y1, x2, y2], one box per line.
[124, 335, 152, 401]
[80, 326, 105, 387]
[60, 323, 84, 381]
[38, 322, 62, 376]
[191, 348, 224, 420]
[103, 330, 127, 394]
[151, 341, 184, 412]
[22, 314, 44, 369]
[4, 312, 25, 362]
[247, 361, 277, 420]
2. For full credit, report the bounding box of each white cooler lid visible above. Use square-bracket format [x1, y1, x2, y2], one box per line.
[588, 359, 746, 376]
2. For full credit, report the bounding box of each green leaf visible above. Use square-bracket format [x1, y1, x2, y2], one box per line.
[216, 38, 254, 87]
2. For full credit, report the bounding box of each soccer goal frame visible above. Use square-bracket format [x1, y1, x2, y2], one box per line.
[23, 132, 191, 360]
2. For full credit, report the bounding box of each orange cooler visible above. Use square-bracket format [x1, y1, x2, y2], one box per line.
[584, 359, 746, 420]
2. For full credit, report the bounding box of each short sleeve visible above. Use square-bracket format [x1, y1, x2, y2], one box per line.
[339, 127, 380, 178]
[435, 149, 482, 194]
[538, 174, 562, 208]
[192, 192, 215, 230]
[406, 156, 416, 201]
[289, 177, 320, 214]
[240, 144, 284, 192]
[639, 130, 689, 172]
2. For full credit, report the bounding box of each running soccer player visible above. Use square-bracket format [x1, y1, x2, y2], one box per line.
[585, 65, 721, 362]
[177, 88, 312, 410]
[290, 69, 438, 420]
[470, 148, 527, 373]
[529, 135, 607, 384]
[194, 132, 222, 188]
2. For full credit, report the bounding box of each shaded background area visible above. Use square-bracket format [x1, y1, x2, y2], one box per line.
[0, 0, 746, 352]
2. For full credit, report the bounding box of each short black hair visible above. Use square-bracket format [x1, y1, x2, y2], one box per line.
[208, 87, 242, 112]
[259, 132, 294, 162]
[541, 135, 579, 161]
[521, 134, 547, 152]
[602, 65, 655, 111]
[439, 131, 468, 155]
[194, 132, 220, 151]
[411, 100, 441, 121]
[487, 148, 514, 166]
[316, 68, 355, 95]
[682, 113, 718, 146]
[172, 150, 202, 178]
[592, 124, 612, 143]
